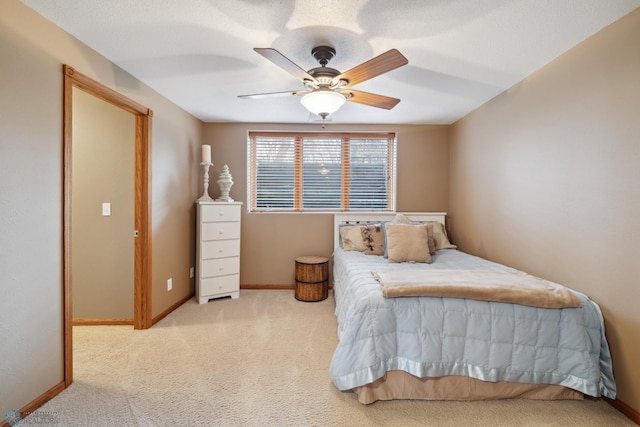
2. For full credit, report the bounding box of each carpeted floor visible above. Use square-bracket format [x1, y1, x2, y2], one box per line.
[22, 290, 633, 426]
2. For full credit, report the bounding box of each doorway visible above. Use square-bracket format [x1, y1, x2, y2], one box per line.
[72, 87, 135, 322]
[62, 65, 153, 386]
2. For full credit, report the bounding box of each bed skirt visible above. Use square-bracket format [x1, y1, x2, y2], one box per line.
[353, 371, 583, 404]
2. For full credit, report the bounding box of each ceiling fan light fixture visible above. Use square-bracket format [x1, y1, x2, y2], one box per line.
[300, 89, 346, 117]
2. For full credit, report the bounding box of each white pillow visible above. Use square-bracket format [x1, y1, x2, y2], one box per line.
[339, 225, 365, 251]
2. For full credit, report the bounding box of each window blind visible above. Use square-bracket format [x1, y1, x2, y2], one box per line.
[249, 131, 395, 212]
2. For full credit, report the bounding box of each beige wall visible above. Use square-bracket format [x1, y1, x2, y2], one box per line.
[72, 88, 135, 319]
[205, 123, 449, 285]
[450, 8, 640, 413]
[0, 0, 203, 416]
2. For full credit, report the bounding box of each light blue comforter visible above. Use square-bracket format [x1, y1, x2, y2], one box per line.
[331, 248, 616, 398]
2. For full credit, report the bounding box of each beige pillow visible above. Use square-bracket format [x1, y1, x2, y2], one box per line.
[429, 221, 457, 250]
[426, 223, 436, 255]
[384, 223, 432, 264]
[361, 223, 385, 255]
[340, 225, 365, 251]
[392, 213, 435, 254]
[392, 213, 412, 223]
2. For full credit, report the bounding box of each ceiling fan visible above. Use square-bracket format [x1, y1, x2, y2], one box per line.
[238, 46, 408, 119]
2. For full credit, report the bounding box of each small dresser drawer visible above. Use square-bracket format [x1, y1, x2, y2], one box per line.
[200, 274, 239, 297]
[201, 257, 239, 278]
[201, 222, 240, 241]
[201, 239, 240, 260]
[201, 204, 240, 222]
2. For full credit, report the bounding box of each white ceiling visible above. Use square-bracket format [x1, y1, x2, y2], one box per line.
[21, 0, 640, 124]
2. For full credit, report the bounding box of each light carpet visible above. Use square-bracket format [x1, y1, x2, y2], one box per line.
[22, 290, 633, 426]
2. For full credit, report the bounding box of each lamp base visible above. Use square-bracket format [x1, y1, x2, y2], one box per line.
[197, 162, 213, 202]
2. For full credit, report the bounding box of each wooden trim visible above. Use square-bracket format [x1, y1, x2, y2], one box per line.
[241, 284, 296, 290]
[387, 136, 396, 209]
[62, 65, 153, 390]
[0, 381, 66, 427]
[249, 136, 257, 210]
[134, 112, 153, 330]
[62, 66, 73, 387]
[152, 293, 193, 325]
[240, 284, 334, 290]
[341, 136, 350, 209]
[64, 65, 148, 115]
[604, 397, 640, 425]
[248, 131, 395, 139]
[294, 136, 303, 210]
[72, 319, 134, 326]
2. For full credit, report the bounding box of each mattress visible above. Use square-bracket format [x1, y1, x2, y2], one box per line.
[330, 248, 617, 402]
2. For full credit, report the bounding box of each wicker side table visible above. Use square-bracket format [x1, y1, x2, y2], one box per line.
[295, 256, 329, 302]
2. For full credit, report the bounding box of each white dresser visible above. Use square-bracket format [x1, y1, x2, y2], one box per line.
[196, 201, 242, 304]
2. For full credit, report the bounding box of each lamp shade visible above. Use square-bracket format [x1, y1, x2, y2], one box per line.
[300, 89, 346, 117]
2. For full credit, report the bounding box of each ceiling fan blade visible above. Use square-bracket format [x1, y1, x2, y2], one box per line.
[238, 90, 306, 99]
[335, 49, 408, 87]
[342, 89, 401, 110]
[254, 48, 317, 83]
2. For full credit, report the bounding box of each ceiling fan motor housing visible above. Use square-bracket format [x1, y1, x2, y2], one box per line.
[306, 46, 344, 89]
[306, 67, 340, 87]
[311, 45, 336, 67]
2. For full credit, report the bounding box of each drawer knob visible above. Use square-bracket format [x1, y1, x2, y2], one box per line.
[219, 267, 223, 271]
[218, 230, 224, 235]
[218, 248, 223, 253]
[219, 212, 224, 216]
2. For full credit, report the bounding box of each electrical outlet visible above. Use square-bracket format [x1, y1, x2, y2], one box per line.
[167, 278, 172, 291]
[189, 267, 194, 278]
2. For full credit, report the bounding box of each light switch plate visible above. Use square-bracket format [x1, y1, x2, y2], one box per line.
[102, 203, 111, 216]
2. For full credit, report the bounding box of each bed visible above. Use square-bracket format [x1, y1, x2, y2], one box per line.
[330, 212, 616, 404]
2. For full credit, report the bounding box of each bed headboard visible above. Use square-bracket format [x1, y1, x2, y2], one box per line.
[333, 212, 447, 251]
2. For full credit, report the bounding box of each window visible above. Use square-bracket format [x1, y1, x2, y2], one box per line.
[248, 131, 396, 212]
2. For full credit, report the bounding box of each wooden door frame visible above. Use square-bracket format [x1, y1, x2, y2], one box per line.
[62, 65, 153, 386]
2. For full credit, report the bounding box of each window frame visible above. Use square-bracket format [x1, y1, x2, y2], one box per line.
[248, 131, 397, 213]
